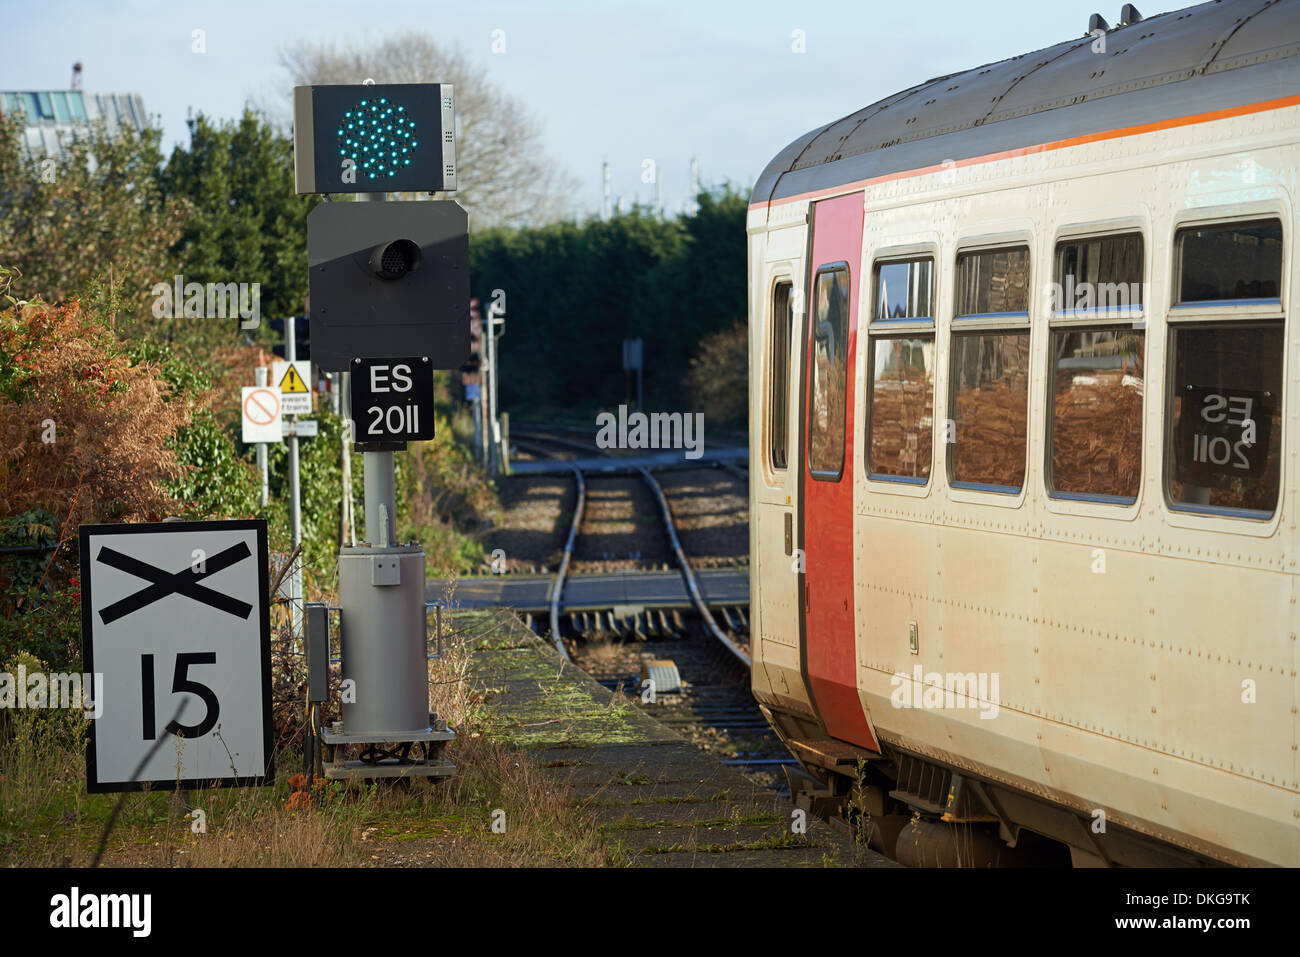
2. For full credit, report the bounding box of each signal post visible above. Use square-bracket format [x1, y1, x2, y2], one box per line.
[293, 82, 468, 781]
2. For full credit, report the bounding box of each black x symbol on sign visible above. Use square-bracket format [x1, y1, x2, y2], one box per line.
[96, 541, 254, 625]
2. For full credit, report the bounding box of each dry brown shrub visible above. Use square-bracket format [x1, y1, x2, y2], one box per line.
[0, 299, 190, 532]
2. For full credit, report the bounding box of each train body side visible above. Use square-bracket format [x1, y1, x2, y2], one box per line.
[747, 100, 1300, 867]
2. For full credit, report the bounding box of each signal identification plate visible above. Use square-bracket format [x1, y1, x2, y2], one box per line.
[349, 356, 435, 446]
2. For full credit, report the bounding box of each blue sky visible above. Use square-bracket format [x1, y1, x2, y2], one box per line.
[4, 0, 1182, 217]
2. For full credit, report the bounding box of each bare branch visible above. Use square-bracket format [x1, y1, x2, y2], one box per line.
[280, 35, 578, 227]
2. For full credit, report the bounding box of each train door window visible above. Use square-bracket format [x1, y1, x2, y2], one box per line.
[769, 280, 793, 471]
[868, 256, 935, 483]
[808, 264, 850, 479]
[1166, 218, 1284, 518]
[1047, 232, 1146, 503]
[949, 246, 1031, 492]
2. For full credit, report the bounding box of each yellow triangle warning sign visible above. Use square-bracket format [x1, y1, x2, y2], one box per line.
[279, 365, 309, 394]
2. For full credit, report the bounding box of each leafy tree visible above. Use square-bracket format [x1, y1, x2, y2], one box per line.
[471, 210, 688, 418]
[160, 109, 320, 329]
[628, 187, 749, 406]
[467, 187, 748, 417]
[0, 113, 188, 329]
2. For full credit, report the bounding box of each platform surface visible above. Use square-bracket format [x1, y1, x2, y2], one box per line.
[461, 609, 896, 868]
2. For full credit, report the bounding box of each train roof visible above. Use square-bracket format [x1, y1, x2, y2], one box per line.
[752, 0, 1300, 209]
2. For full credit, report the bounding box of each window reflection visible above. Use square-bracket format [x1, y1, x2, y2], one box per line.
[876, 259, 933, 320]
[808, 267, 849, 476]
[955, 247, 1030, 317]
[1177, 220, 1282, 303]
[1168, 323, 1282, 514]
[870, 336, 934, 481]
[1055, 233, 1144, 314]
[950, 333, 1029, 489]
[770, 282, 793, 470]
[1050, 329, 1144, 500]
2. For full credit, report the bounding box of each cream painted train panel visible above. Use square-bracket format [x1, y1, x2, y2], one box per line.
[848, 108, 1299, 861]
[748, 16, 1300, 859]
[748, 216, 810, 715]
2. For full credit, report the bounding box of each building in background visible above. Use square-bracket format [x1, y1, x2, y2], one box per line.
[0, 88, 148, 155]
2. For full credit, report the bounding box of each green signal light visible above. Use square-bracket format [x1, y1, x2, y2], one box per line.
[337, 96, 419, 180]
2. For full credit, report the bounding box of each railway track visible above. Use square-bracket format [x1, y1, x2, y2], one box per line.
[509, 427, 792, 786]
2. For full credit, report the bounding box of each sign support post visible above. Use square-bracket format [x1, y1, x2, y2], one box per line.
[340, 370, 354, 546]
[254, 367, 270, 506]
[485, 302, 505, 476]
[286, 310, 303, 643]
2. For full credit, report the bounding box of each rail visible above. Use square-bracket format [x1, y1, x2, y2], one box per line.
[511, 436, 585, 662]
[548, 465, 585, 662]
[636, 466, 752, 668]
[514, 428, 751, 668]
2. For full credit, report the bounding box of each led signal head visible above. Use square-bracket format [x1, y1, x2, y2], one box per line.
[293, 83, 454, 195]
[337, 99, 419, 180]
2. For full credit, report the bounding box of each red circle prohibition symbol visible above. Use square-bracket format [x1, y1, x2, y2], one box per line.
[244, 388, 280, 426]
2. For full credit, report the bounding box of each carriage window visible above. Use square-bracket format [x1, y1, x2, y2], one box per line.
[808, 265, 850, 478]
[950, 332, 1030, 491]
[955, 246, 1030, 317]
[1167, 323, 1283, 516]
[869, 337, 934, 482]
[869, 256, 935, 483]
[1049, 328, 1145, 502]
[1055, 233, 1144, 314]
[769, 281, 793, 471]
[1176, 220, 1282, 304]
[876, 258, 933, 320]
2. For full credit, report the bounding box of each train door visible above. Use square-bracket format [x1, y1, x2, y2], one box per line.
[800, 193, 878, 750]
[752, 258, 803, 712]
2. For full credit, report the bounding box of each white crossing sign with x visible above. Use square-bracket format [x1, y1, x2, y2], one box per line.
[79, 519, 273, 793]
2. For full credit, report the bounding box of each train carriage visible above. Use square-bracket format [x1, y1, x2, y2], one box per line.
[747, 0, 1300, 866]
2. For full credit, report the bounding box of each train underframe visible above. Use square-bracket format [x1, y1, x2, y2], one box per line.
[759, 704, 1225, 868]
